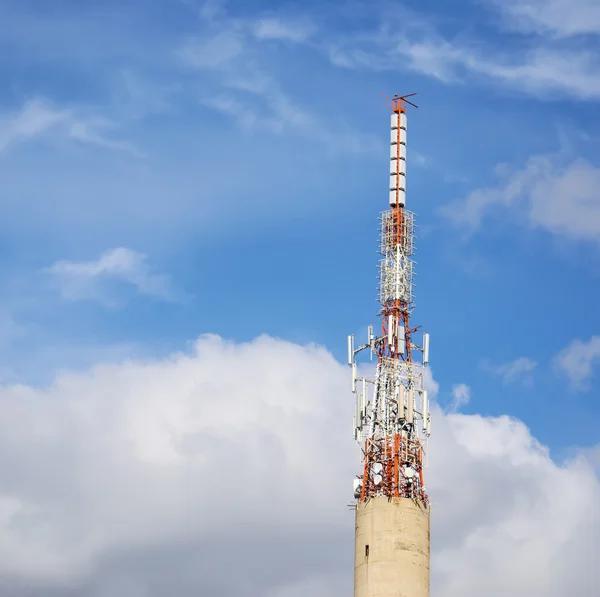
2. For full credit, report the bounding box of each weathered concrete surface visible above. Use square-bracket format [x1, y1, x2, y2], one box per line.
[354, 497, 430, 597]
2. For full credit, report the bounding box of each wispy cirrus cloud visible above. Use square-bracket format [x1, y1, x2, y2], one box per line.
[486, 0, 600, 37]
[46, 247, 179, 305]
[109, 69, 180, 122]
[176, 11, 305, 127]
[482, 357, 538, 385]
[0, 98, 141, 156]
[325, 6, 600, 100]
[251, 16, 316, 43]
[176, 10, 379, 153]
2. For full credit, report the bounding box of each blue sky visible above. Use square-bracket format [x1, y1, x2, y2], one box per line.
[3, 2, 600, 596]
[1, 0, 600, 454]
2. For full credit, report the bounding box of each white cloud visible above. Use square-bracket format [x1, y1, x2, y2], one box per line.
[0, 334, 598, 595]
[554, 336, 600, 391]
[440, 154, 600, 244]
[177, 30, 244, 69]
[0, 99, 140, 156]
[0, 99, 66, 152]
[47, 247, 177, 304]
[178, 30, 315, 135]
[109, 70, 180, 122]
[476, 48, 600, 100]
[483, 357, 538, 385]
[327, 16, 600, 100]
[487, 0, 600, 37]
[0, 334, 354, 591]
[449, 383, 471, 412]
[251, 17, 316, 43]
[430, 411, 600, 597]
[177, 18, 379, 154]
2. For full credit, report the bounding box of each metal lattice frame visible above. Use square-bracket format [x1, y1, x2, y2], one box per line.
[349, 96, 431, 508]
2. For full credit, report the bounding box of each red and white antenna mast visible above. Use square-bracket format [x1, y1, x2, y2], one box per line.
[348, 93, 431, 505]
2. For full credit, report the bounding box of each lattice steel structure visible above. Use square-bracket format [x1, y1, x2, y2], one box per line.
[348, 94, 431, 507]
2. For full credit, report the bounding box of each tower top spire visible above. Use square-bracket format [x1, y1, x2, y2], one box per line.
[382, 92, 419, 113]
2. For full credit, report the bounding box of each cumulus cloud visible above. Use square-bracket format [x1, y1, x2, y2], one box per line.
[0, 335, 354, 595]
[47, 247, 178, 305]
[554, 336, 600, 391]
[440, 154, 600, 244]
[483, 357, 538, 385]
[0, 334, 597, 595]
[430, 411, 600, 597]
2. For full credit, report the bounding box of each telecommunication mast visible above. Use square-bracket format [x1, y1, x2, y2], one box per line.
[348, 94, 431, 597]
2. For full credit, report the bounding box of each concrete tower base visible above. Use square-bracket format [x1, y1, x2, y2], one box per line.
[354, 497, 430, 597]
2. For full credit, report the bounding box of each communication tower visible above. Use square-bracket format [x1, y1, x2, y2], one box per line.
[348, 94, 431, 597]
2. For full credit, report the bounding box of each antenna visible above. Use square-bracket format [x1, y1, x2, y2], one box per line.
[382, 92, 419, 110]
[423, 333, 430, 366]
[348, 94, 430, 508]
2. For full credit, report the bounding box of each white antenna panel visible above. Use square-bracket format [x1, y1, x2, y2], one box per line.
[390, 189, 406, 206]
[390, 144, 406, 161]
[362, 379, 367, 411]
[423, 333, 430, 365]
[399, 387, 406, 420]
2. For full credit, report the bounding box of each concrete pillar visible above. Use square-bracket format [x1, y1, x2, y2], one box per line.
[354, 497, 430, 597]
